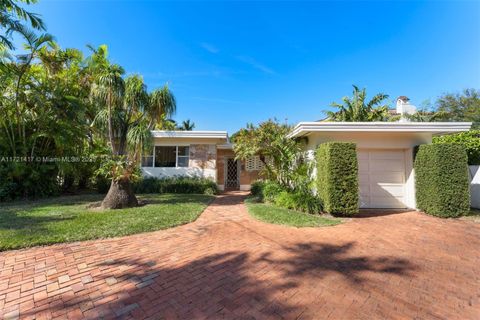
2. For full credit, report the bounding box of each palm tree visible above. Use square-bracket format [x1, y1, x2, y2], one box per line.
[1, 0, 45, 52]
[178, 119, 195, 131]
[90, 46, 176, 208]
[326, 85, 389, 122]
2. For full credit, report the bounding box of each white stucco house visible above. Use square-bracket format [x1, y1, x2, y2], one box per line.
[288, 121, 472, 209]
[140, 95, 473, 209]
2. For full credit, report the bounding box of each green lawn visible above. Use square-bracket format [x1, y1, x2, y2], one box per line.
[245, 198, 341, 228]
[0, 193, 213, 251]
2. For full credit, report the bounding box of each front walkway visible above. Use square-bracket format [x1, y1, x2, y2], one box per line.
[1, 192, 479, 319]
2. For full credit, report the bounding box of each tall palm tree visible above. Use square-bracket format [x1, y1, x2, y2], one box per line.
[178, 119, 195, 131]
[327, 85, 389, 122]
[1, 0, 45, 52]
[90, 46, 176, 208]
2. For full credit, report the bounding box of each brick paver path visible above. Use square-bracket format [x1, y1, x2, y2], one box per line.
[1, 192, 479, 319]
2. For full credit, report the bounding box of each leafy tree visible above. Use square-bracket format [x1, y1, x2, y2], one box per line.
[433, 130, 480, 165]
[233, 120, 310, 190]
[327, 85, 389, 121]
[89, 45, 176, 209]
[0, 0, 45, 52]
[178, 119, 195, 131]
[436, 89, 480, 128]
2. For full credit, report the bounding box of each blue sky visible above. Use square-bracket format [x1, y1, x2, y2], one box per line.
[30, 0, 480, 134]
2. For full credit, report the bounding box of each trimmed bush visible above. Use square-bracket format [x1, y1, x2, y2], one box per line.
[433, 130, 480, 165]
[415, 144, 470, 217]
[133, 176, 218, 195]
[316, 142, 359, 215]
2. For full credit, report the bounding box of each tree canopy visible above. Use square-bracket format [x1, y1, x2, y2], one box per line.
[326, 85, 390, 122]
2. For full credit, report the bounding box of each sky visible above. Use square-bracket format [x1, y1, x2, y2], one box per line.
[26, 0, 480, 134]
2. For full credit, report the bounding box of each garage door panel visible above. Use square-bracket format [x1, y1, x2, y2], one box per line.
[357, 151, 369, 160]
[358, 173, 370, 183]
[370, 184, 405, 197]
[369, 197, 405, 208]
[369, 151, 405, 160]
[369, 172, 404, 184]
[369, 160, 404, 172]
[358, 149, 406, 208]
[358, 162, 369, 172]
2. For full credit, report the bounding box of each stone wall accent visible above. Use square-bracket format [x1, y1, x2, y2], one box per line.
[189, 144, 216, 170]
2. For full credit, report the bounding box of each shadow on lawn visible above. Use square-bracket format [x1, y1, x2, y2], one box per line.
[0, 210, 74, 231]
[24, 241, 416, 319]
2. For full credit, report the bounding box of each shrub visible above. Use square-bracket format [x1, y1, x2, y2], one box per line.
[250, 180, 266, 199]
[262, 181, 287, 202]
[274, 190, 322, 214]
[133, 176, 218, 195]
[433, 130, 480, 165]
[316, 142, 358, 215]
[415, 144, 470, 217]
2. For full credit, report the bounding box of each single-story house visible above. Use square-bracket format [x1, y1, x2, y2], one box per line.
[140, 131, 259, 191]
[288, 121, 471, 209]
[141, 122, 471, 209]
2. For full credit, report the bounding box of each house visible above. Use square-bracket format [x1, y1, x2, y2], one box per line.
[140, 131, 259, 191]
[142, 122, 471, 209]
[288, 121, 471, 209]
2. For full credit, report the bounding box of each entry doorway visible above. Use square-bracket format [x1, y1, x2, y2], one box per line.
[225, 157, 240, 190]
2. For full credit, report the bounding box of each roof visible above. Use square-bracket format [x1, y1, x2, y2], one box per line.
[151, 130, 228, 140]
[287, 122, 472, 138]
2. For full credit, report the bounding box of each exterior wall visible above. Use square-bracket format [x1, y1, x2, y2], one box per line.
[142, 167, 216, 180]
[141, 142, 217, 181]
[216, 149, 259, 191]
[189, 144, 216, 170]
[304, 132, 434, 209]
[470, 165, 480, 209]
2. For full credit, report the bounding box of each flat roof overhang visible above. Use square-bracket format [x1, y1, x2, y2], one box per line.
[287, 122, 472, 138]
[151, 130, 228, 139]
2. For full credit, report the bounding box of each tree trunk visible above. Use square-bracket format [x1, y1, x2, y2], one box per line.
[101, 178, 138, 209]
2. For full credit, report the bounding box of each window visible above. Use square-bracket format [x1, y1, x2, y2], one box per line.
[176, 146, 189, 167]
[141, 147, 154, 167]
[142, 146, 190, 168]
[155, 146, 176, 167]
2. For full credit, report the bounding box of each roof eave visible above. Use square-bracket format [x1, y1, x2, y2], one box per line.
[287, 122, 472, 138]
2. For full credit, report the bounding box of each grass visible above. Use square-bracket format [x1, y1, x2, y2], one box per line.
[0, 193, 213, 251]
[245, 198, 341, 228]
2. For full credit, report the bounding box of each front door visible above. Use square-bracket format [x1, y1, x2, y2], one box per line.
[225, 158, 239, 190]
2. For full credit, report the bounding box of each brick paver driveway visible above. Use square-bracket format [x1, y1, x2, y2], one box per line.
[1, 192, 479, 319]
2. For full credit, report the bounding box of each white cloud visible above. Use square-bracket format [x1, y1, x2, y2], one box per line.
[200, 42, 219, 54]
[236, 55, 276, 75]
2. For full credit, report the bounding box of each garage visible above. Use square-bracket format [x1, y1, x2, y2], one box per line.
[358, 149, 407, 208]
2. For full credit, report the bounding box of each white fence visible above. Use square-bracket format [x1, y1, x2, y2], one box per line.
[470, 165, 480, 209]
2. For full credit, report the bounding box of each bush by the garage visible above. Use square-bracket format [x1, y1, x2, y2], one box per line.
[133, 176, 218, 195]
[433, 130, 480, 165]
[316, 142, 359, 215]
[415, 144, 470, 217]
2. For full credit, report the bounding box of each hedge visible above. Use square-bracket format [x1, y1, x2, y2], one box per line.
[133, 176, 218, 195]
[432, 130, 480, 165]
[415, 144, 470, 217]
[316, 142, 358, 215]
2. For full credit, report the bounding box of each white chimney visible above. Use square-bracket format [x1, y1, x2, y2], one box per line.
[396, 96, 416, 122]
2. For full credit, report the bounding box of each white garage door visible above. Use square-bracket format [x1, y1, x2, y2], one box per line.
[358, 150, 406, 208]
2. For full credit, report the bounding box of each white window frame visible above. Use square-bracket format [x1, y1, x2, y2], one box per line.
[142, 145, 190, 168]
